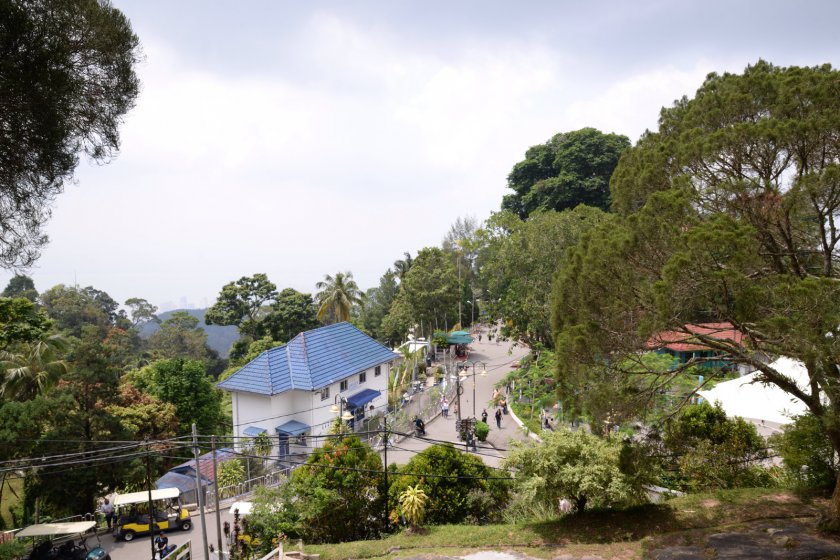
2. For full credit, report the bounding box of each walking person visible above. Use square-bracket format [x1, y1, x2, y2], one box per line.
[481, 409, 488, 424]
[495, 408, 502, 429]
[441, 398, 449, 419]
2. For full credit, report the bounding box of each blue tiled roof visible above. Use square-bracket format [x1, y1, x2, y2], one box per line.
[217, 322, 397, 396]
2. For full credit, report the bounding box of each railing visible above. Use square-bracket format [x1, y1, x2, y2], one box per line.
[166, 539, 192, 560]
[207, 470, 288, 509]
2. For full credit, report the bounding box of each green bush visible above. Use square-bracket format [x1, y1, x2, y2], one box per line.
[389, 443, 509, 525]
[663, 401, 767, 491]
[474, 421, 489, 442]
[770, 413, 838, 493]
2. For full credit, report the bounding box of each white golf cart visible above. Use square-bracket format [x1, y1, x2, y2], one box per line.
[16, 520, 110, 560]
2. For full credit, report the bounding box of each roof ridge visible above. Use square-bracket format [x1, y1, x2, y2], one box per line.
[286, 344, 294, 391]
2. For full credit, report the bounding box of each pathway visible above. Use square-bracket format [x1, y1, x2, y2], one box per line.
[385, 329, 531, 468]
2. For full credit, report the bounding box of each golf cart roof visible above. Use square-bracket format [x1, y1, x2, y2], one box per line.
[114, 487, 180, 505]
[16, 521, 97, 538]
[229, 502, 253, 516]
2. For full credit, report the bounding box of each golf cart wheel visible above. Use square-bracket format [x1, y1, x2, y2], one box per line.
[122, 530, 135, 542]
[180, 520, 192, 531]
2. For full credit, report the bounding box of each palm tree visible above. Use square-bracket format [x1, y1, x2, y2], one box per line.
[393, 252, 413, 281]
[0, 334, 69, 400]
[315, 272, 362, 324]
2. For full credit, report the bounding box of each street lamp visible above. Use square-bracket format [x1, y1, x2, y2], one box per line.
[331, 396, 354, 425]
[459, 361, 487, 418]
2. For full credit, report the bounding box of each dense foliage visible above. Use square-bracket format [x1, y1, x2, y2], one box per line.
[0, 0, 140, 267]
[502, 128, 630, 217]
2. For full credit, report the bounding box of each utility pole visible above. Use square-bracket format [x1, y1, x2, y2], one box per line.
[382, 418, 389, 534]
[211, 437, 223, 556]
[191, 424, 209, 560]
[145, 441, 156, 560]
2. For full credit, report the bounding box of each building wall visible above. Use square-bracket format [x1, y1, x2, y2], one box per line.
[230, 361, 392, 455]
[309, 362, 391, 435]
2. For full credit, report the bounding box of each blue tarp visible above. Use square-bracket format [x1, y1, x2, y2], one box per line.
[346, 388, 381, 409]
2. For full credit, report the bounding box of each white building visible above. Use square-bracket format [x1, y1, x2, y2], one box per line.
[217, 322, 396, 465]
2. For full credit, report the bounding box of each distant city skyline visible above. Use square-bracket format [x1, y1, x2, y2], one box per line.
[3, 0, 840, 311]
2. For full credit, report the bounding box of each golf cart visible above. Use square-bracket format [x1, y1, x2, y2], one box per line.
[113, 488, 191, 542]
[16, 521, 110, 560]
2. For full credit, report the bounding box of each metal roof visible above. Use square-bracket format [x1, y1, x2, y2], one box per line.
[243, 426, 268, 437]
[275, 419, 309, 436]
[346, 388, 381, 409]
[217, 322, 396, 396]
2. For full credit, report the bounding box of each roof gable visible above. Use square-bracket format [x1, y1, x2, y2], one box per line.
[217, 322, 397, 395]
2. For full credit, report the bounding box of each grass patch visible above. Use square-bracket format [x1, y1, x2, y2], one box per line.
[0, 477, 23, 529]
[303, 488, 821, 560]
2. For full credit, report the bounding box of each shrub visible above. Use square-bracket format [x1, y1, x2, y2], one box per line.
[389, 443, 509, 525]
[503, 429, 653, 513]
[474, 421, 489, 442]
[770, 413, 838, 493]
[663, 401, 768, 491]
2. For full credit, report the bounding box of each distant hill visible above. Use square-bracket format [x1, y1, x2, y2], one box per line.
[138, 308, 239, 357]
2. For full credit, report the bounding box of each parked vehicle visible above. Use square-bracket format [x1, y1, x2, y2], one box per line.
[16, 521, 110, 560]
[113, 488, 192, 542]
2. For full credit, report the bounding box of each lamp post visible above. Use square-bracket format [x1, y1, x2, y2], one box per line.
[459, 361, 487, 419]
[331, 396, 354, 429]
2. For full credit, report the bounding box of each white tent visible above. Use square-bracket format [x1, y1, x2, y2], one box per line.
[697, 356, 811, 425]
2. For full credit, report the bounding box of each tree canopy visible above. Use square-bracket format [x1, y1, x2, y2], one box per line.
[315, 272, 361, 324]
[552, 61, 840, 518]
[0, 0, 140, 267]
[502, 128, 629, 218]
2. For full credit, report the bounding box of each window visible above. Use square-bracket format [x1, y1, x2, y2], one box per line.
[320, 387, 330, 400]
[340, 379, 348, 392]
[359, 371, 366, 384]
[374, 365, 381, 377]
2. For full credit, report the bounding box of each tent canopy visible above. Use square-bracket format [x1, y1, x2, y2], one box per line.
[697, 356, 811, 425]
[17, 522, 96, 538]
[229, 501, 253, 516]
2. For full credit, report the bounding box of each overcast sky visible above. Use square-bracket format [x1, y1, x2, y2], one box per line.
[6, 1, 840, 311]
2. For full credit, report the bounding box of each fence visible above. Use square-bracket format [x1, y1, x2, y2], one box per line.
[208, 470, 287, 510]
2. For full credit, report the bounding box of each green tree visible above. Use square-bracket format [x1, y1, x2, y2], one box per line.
[552, 61, 840, 520]
[124, 297, 158, 327]
[0, 0, 140, 268]
[28, 326, 131, 515]
[504, 429, 651, 514]
[106, 384, 178, 442]
[40, 284, 122, 337]
[217, 460, 245, 498]
[135, 358, 224, 435]
[663, 402, 767, 490]
[254, 288, 319, 342]
[205, 274, 278, 338]
[358, 270, 400, 342]
[399, 247, 458, 336]
[389, 443, 508, 525]
[771, 413, 838, 493]
[393, 252, 413, 281]
[1, 275, 37, 301]
[502, 128, 630, 218]
[315, 272, 361, 324]
[479, 206, 608, 347]
[0, 297, 51, 348]
[147, 311, 215, 361]
[248, 435, 383, 545]
[399, 485, 428, 531]
[0, 333, 68, 401]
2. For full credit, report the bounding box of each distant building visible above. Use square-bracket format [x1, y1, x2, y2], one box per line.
[648, 322, 755, 375]
[217, 322, 396, 468]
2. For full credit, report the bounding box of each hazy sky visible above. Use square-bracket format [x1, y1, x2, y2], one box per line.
[6, 1, 840, 311]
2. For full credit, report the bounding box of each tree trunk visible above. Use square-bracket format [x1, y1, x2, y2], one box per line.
[825, 428, 840, 527]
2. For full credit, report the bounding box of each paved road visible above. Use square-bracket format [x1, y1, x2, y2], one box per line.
[105, 508, 234, 560]
[386, 330, 531, 468]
